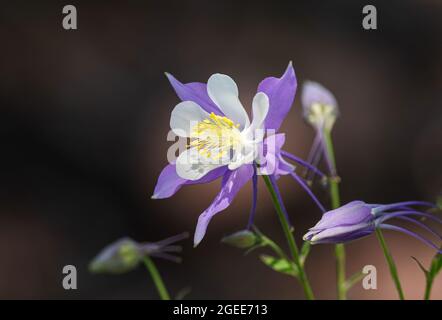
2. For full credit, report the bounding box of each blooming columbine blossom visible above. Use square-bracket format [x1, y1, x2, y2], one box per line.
[170, 76, 270, 179]
[152, 63, 325, 246]
[89, 233, 188, 274]
[303, 200, 442, 253]
[301, 81, 339, 178]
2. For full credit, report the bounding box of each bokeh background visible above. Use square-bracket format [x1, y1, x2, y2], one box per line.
[1, 0, 441, 299]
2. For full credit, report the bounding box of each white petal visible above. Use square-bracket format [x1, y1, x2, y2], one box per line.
[170, 101, 209, 137]
[207, 74, 250, 129]
[243, 92, 269, 140]
[228, 144, 256, 170]
[176, 148, 225, 180]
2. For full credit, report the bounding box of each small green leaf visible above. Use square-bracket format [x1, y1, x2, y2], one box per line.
[259, 254, 299, 277]
[412, 252, 441, 300]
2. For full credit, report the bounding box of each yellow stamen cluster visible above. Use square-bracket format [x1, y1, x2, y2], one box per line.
[189, 113, 241, 160]
[307, 103, 337, 130]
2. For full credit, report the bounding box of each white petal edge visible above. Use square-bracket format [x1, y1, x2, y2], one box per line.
[243, 92, 269, 140]
[170, 101, 209, 137]
[176, 147, 225, 180]
[228, 144, 256, 170]
[207, 73, 250, 129]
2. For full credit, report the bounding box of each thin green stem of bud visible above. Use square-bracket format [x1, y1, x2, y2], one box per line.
[143, 256, 171, 300]
[323, 129, 346, 300]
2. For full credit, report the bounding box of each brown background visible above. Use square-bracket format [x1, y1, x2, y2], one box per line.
[0, 0, 441, 299]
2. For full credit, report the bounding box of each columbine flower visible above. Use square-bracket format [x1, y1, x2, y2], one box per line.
[89, 233, 188, 274]
[301, 81, 339, 178]
[171, 77, 269, 179]
[153, 63, 326, 246]
[303, 200, 442, 253]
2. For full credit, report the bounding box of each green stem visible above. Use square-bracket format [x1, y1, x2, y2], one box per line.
[142, 256, 170, 300]
[334, 244, 346, 299]
[262, 236, 291, 262]
[323, 129, 346, 300]
[424, 279, 433, 300]
[262, 175, 315, 300]
[375, 229, 405, 300]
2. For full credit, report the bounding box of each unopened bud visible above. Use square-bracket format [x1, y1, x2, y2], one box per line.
[89, 238, 141, 274]
[221, 230, 260, 249]
[301, 81, 338, 131]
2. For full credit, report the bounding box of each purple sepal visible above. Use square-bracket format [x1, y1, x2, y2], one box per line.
[165, 73, 221, 114]
[258, 62, 297, 131]
[152, 164, 228, 199]
[193, 164, 254, 246]
[259, 133, 294, 176]
[310, 201, 372, 231]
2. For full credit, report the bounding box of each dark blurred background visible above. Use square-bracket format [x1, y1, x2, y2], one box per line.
[0, 0, 441, 299]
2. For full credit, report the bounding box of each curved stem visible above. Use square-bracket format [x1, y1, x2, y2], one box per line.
[379, 224, 442, 252]
[262, 174, 315, 300]
[320, 126, 335, 175]
[306, 132, 322, 167]
[377, 210, 442, 225]
[375, 229, 405, 300]
[395, 216, 442, 240]
[281, 150, 325, 178]
[322, 129, 346, 300]
[289, 171, 326, 213]
[142, 256, 170, 300]
[373, 201, 436, 214]
[262, 235, 291, 262]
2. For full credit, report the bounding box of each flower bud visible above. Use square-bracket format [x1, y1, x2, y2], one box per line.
[89, 238, 141, 274]
[303, 201, 374, 244]
[303, 200, 441, 252]
[301, 81, 338, 131]
[221, 230, 260, 249]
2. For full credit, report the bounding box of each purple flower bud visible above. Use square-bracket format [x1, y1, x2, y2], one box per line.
[303, 201, 374, 244]
[301, 81, 338, 131]
[304, 200, 441, 252]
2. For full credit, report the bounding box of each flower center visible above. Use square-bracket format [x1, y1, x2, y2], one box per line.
[307, 103, 337, 129]
[189, 112, 242, 160]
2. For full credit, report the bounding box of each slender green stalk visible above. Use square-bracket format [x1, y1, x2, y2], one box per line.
[375, 229, 405, 300]
[424, 251, 442, 300]
[344, 270, 366, 291]
[142, 256, 170, 300]
[262, 235, 291, 262]
[424, 278, 433, 300]
[262, 175, 315, 300]
[323, 129, 346, 300]
[334, 244, 346, 299]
